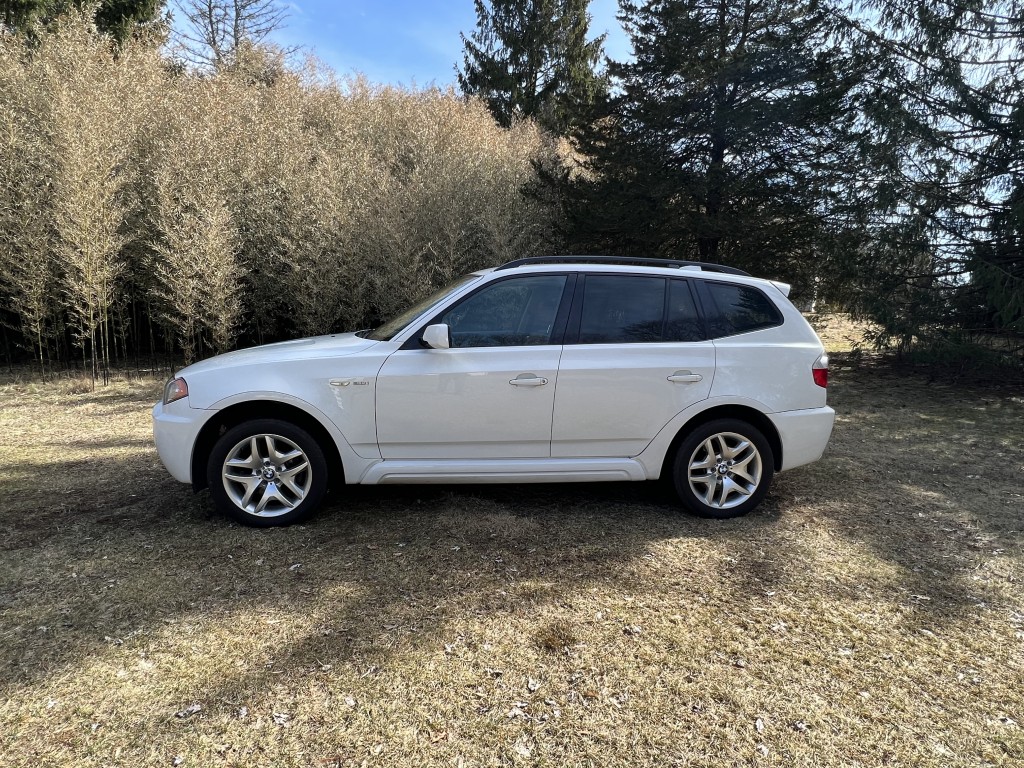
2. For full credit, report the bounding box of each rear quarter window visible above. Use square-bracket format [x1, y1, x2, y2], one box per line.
[704, 282, 783, 338]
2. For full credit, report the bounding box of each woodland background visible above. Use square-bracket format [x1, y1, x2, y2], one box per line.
[1, 0, 1022, 382]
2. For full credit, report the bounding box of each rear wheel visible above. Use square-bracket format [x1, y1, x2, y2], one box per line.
[207, 419, 328, 527]
[672, 418, 774, 519]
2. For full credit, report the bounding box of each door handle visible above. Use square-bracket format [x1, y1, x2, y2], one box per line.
[667, 371, 703, 383]
[509, 375, 548, 387]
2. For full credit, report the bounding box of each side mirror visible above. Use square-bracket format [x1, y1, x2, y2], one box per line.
[421, 323, 451, 349]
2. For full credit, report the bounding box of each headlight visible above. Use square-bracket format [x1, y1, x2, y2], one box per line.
[163, 377, 189, 404]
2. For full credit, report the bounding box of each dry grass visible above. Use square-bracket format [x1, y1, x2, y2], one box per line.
[1, 356, 1022, 767]
[806, 312, 876, 354]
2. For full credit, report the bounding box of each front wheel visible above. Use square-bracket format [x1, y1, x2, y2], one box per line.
[672, 418, 775, 519]
[207, 419, 328, 527]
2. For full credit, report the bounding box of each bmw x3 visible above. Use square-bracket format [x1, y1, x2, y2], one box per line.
[153, 256, 835, 526]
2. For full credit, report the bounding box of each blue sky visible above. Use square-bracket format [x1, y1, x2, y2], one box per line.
[219, 0, 631, 87]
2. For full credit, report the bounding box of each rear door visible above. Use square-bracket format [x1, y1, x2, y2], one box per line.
[551, 274, 715, 457]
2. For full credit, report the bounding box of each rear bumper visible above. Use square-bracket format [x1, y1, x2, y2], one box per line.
[152, 400, 209, 484]
[769, 406, 835, 471]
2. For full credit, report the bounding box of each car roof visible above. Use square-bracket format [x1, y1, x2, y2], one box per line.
[472, 257, 791, 297]
[493, 255, 751, 275]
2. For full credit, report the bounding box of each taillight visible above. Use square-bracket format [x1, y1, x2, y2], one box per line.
[812, 353, 829, 388]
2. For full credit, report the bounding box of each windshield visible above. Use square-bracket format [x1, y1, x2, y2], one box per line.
[361, 274, 481, 341]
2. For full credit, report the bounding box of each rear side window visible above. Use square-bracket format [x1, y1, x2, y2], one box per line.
[575, 275, 705, 343]
[579, 276, 664, 343]
[704, 282, 783, 337]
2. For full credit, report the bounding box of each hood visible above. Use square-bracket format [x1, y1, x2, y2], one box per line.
[177, 332, 379, 377]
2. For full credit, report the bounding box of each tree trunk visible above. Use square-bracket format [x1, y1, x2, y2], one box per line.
[699, 133, 727, 261]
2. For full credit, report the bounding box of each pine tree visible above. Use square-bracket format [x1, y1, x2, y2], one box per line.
[836, 0, 1024, 354]
[92, 0, 164, 41]
[458, 0, 607, 133]
[564, 0, 863, 290]
[1, 1, 164, 41]
[1, 0, 40, 29]
[971, 189, 1024, 334]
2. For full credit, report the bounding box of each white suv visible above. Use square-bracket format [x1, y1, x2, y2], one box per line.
[153, 257, 834, 526]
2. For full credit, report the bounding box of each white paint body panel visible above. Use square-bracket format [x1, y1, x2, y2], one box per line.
[171, 332, 396, 460]
[633, 394, 778, 479]
[552, 341, 715, 456]
[375, 346, 561, 458]
[152, 398, 207, 483]
[152, 263, 836, 498]
[710, 320, 827, 413]
[769, 407, 836, 471]
[359, 457, 646, 484]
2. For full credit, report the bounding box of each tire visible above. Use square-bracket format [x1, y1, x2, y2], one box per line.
[672, 418, 775, 519]
[206, 418, 329, 527]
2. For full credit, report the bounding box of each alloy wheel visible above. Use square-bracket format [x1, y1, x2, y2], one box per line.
[687, 431, 763, 509]
[221, 433, 313, 517]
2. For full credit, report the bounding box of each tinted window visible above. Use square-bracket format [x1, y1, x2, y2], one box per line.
[578, 276, 665, 343]
[440, 275, 567, 347]
[705, 282, 783, 337]
[666, 279, 704, 342]
[366, 275, 478, 341]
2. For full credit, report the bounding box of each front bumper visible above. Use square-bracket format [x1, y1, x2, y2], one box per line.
[768, 406, 836, 471]
[152, 399, 210, 484]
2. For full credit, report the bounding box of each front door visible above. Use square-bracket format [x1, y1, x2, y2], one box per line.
[375, 274, 570, 459]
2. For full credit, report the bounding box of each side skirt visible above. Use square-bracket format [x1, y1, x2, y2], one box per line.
[358, 457, 647, 485]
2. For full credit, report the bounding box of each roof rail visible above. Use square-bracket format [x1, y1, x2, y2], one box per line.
[493, 255, 751, 276]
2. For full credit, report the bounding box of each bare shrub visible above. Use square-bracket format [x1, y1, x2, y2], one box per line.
[147, 76, 244, 362]
[345, 81, 561, 322]
[21, 18, 159, 384]
[0, 15, 563, 371]
[0, 45, 59, 372]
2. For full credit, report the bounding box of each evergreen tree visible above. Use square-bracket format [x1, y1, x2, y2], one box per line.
[1, 0, 43, 30]
[974, 92, 1024, 335]
[1, 1, 164, 41]
[458, 0, 607, 133]
[564, 0, 863, 290]
[971, 189, 1024, 335]
[93, 0, 163, 41]
[836, 0, 1024, 354]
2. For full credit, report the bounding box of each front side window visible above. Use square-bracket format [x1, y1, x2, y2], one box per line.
[439, 275, 567, 348]
[705, 282, 783, 337]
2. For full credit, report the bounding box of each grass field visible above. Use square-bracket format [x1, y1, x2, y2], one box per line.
[1, 324, 1022, 767]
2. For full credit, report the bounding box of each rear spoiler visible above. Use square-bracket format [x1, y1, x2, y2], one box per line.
[769, 280, 791, 298]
